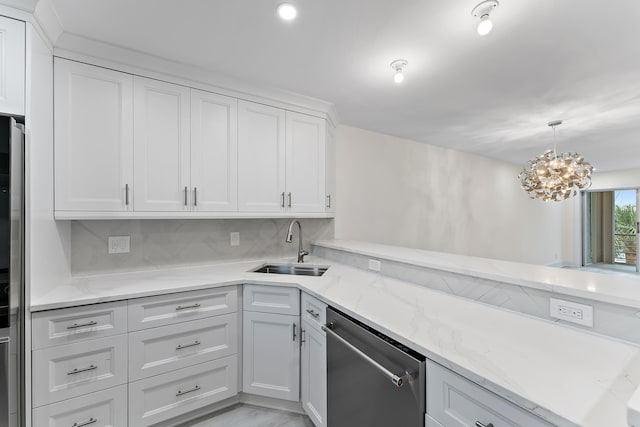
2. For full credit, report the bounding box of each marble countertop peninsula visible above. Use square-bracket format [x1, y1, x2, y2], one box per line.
[31, 251, 640, 427]
[313, 240, 640, 309]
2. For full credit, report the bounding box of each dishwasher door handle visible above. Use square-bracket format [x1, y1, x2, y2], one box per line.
[322, 322, 405, 388]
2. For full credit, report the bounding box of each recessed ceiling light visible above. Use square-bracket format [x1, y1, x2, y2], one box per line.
[277, 3, 297, 21]
[390, 60, 408, 84]
[471, 0, 499, 36]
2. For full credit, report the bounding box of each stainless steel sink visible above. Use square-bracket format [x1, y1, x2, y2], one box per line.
[251, 263, 329, 277]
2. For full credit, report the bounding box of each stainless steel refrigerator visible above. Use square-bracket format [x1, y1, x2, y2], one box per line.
[0, 117, 25, 427]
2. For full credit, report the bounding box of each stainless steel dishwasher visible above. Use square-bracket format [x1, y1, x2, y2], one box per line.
[324, 307, 426, 427]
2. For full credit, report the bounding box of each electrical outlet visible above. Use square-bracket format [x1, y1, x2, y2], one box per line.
[108, 236, 130, 254]
[230, 232, 240, 247]
[550, 298, 593, 327]
[368, 259, 381, 272]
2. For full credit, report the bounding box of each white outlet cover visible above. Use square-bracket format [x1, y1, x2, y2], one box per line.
[368, 259, 381, 272]
[230, 232, 240, 247]
[550, 297, 593, 328]
[108, 236, 130, 254]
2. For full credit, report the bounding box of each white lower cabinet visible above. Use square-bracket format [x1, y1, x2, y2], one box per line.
[32, 334, 128, 407]
[128, 355, 238, 426]
[128, 313, 238, 381]
[242, 310, 300, 401]
[426, 360, 553, 427]
[301, 319, 326, 427]
[32, 384, 128, 427]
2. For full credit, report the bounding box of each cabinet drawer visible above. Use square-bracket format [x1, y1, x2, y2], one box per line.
[128, 355, 238, 426]
[243, 284, 299, 315]
[32, 384, 127, 427]
[128, 286, 237, 331]
[129, 313, 238, 380]
[32, 301, 127, 350]
[426, 361, 552, 427]
[32, 335, 128, 407]
[301, 292, 326, 330]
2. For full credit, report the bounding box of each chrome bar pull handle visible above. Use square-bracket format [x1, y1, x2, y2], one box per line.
[184, 186, 188, 206]
[67, 364, 98, 375]
[306, 309, 319, 319]
[280, 192, 285, 208]
[322, 323, 406, 388]
[301, 328, 306, 344]
[73, 417, 97, 427]
[176, 340, 201, 350]
[326, 194, 331, 208]
[475, 422, 494, 427]
[287, 192, 292, 208]
[176, 385, 200, 397]
[193, 187, 198, 207]
[125, 184, 129, 206]
[175, 303, 201, 311]
[67, 321, 97, 330]
[292, 323, 297, 341]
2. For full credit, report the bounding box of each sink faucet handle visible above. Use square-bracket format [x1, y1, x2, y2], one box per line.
[298, 249, 309, 263]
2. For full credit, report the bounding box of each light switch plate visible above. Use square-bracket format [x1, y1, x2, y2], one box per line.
[230, 232, 240, 246]
[550, 297, 593, 327]
[108, 236, 130, 254]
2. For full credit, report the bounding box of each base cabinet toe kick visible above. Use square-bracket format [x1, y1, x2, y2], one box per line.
[30, 283, 557, 427]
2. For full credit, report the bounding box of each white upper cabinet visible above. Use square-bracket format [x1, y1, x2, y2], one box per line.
[0, 16, 24, 116]
[238, 100, 286, 212]
[325, 123, 336, 213]
[134, 77, 190, 211]
[190, 89, 238, 212]
[285, 111, 326, 213]
[54, 58, 134, 212]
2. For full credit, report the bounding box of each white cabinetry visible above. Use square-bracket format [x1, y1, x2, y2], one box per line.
[238, 100, 286, 212]
[0, 16, 24, 116]
[242, 285, 300, 401]
[54, 58, 133, 212]
[133, 76, 190, 211]
[426, 360, 553, 427]
[300, 293, 327, 427]
[191, 89, 238, 212]
[325, 123, 336, 213]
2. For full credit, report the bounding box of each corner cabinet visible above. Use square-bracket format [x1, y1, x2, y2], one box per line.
[301, 293, 327, 427]
[53, 59, 334, 219]
[0, 16, 25, 116]
[54, 58, 134, 212]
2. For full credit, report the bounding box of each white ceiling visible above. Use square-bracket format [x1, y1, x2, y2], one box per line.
[48, 0, 640, 171]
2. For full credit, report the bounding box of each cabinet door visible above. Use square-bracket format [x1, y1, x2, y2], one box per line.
[301, 320, 326, 427]
[325, 123, 336, 213]
[285, 112, 326, 213]
[134, 76, 190, 211]
[242, 311, 299, 401]
[0, 16, 24, 116]
[191, 89, 238, 212]
[54, 59, 133, 212]
[238, 101, 286, 212]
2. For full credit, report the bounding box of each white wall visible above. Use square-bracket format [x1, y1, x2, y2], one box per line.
[334, 125, 565, 265]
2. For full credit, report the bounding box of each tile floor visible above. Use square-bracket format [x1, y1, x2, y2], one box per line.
[185, 404, 314, 427]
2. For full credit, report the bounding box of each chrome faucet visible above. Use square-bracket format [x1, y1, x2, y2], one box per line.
[285, 219, 309, 263]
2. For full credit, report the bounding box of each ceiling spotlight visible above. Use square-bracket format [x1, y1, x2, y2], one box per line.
[277, 3, 297, 21]
[390, 59, 408, 84]
[471, 0, 499, 36]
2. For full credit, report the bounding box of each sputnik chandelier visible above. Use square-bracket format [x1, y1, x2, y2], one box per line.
[518, 120, 593, 202]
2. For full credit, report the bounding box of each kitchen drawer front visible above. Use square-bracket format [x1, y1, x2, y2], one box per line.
[128, 286, 238, 331]
[32, 301, 127, 350]
[129, 313, 238, 381]
[128, 355, 238, 426]
[32, 335, 128, 407]
[32, 384, 127, 427]
[243, 284, 299, 315]
[426, 361, 552, 427]
[301, 292, 326, 331]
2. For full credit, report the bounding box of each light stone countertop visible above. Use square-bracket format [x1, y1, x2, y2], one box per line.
[31, 254, 640, 427]
[314, 240, 640, 309]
